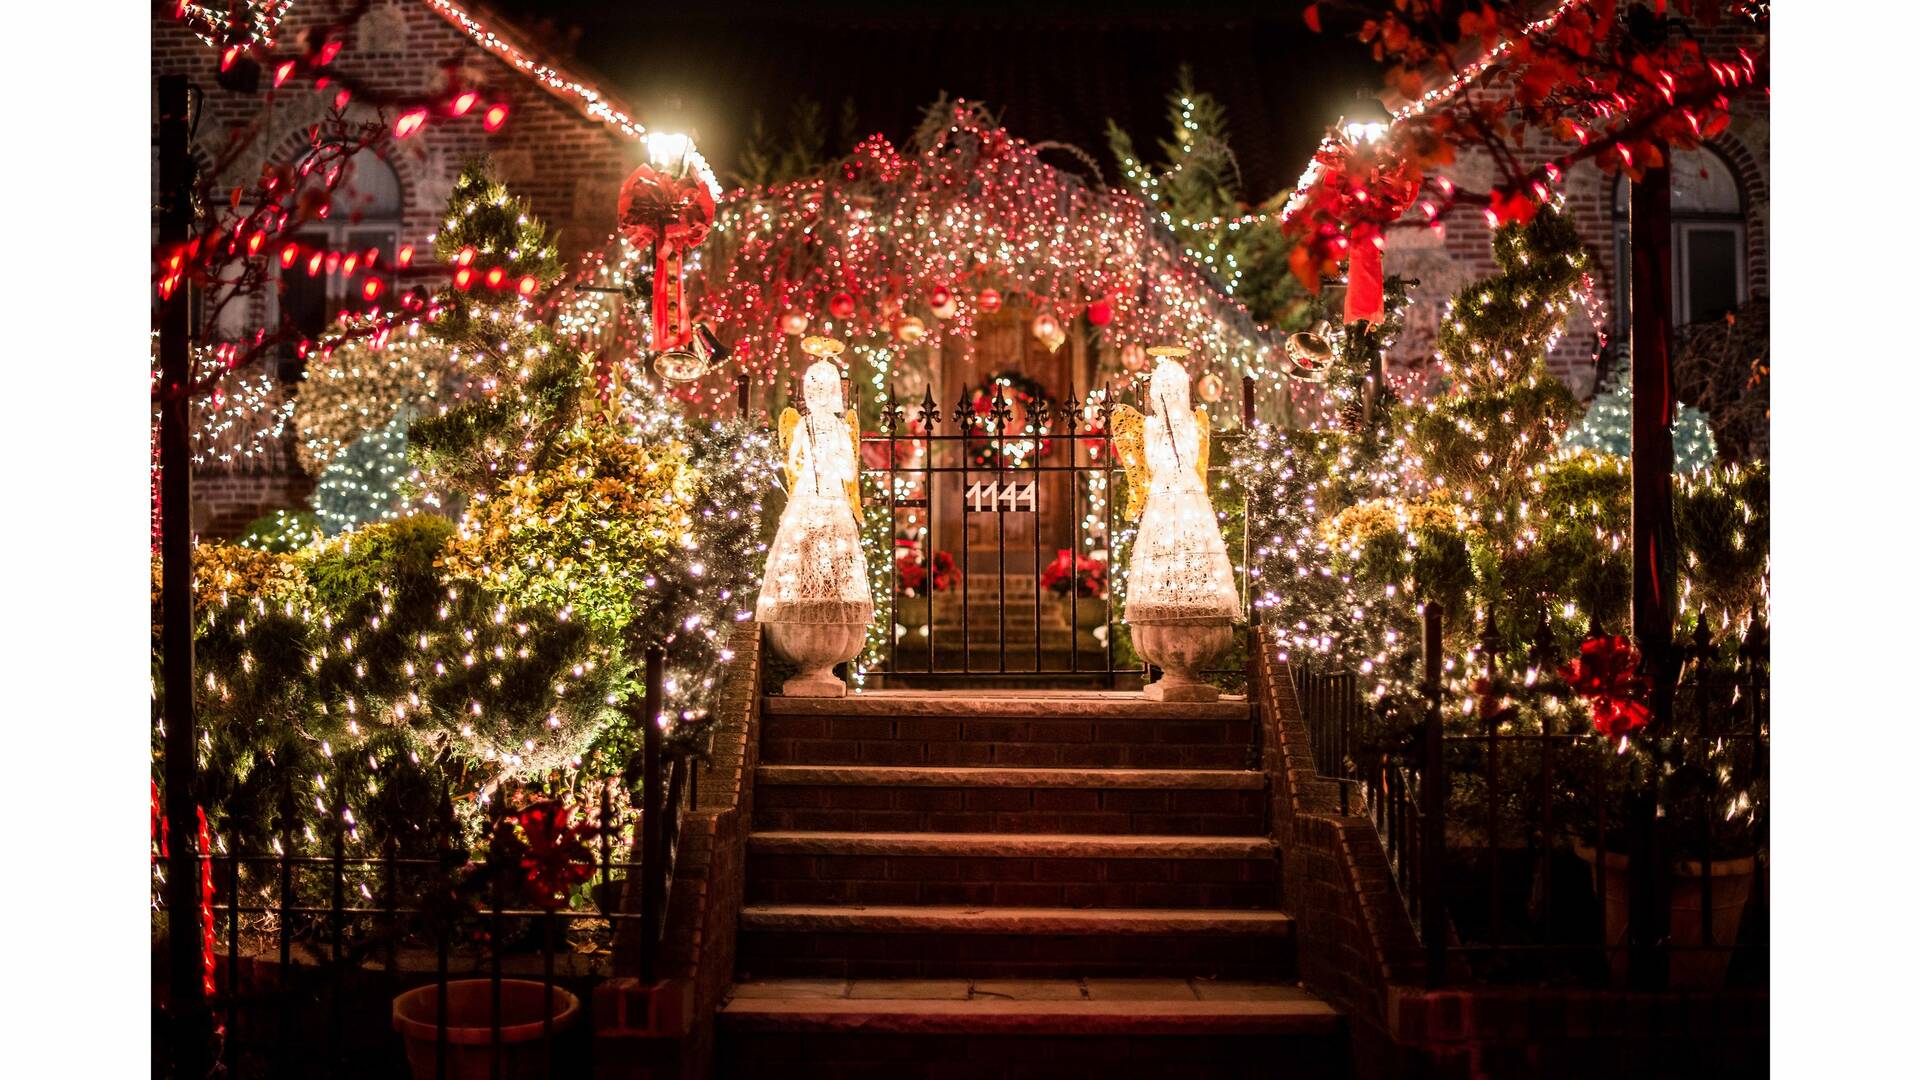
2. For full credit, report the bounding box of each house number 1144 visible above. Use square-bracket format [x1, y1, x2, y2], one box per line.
[964, 480, 1037, 513]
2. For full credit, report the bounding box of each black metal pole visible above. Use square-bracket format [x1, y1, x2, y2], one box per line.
[1628, 150, 1676, 991]
[158, 72, 212, 1080]
[1420, 602, 1447, 988]
[638, 643, 665, 984]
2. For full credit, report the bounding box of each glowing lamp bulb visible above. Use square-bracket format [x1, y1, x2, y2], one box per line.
[397, 244, 415, 268]
[362, 278, 384, 302]
[454, 267, 474, 290]
[483, 104, 510, 132]
[456, 246, 476, 267]
[274, 62, 295, 88]
[451, 91, 478, 117]
[394, 109, 428, 139]
[644, 131, 691, 169]
[517, 275, 538, 296]
[485, 266, 506, 289]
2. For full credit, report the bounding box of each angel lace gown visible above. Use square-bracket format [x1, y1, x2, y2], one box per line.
[1123, 368, 1243, 625]
[756, 368, 873, 627]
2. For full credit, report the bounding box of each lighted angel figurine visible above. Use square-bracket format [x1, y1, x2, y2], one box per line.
[756, 338, 874, 696]
[1111, 349, 1242, 701]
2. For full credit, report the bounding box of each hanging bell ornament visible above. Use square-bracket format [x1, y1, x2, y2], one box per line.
[928, 284, 958, 319]
[1282, 321, 1333, 383]
[1196, 372, 1225, 403]
[895, 315, 927, 344]
[779, 310, 810, 336]
[1120, 342, 1148, 372]
[977, 288, 1003, 314]
[654, 323, 730, 383]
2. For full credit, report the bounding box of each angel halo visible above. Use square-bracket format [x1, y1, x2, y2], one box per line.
[1110, 351, 1242, 701]
[756, 341, 873, 697]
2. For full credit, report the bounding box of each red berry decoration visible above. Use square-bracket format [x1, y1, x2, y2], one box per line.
[1086, 298, 1113, 326]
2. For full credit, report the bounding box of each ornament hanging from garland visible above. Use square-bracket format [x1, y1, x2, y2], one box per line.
[977, 288, 1003, 314]
[928, 284, 957, 319]
[1281, 323, 1333, 382]
[1031, 311, 1066, 354]
[1120, 342, 1148, 372]
[1196, 372, 1225, 404]
[1086, 298, 1114, 327]
[894, 315, 927, 344]
[965, 371, 1053, 471]
[780, 310, 810, 335]
[829, 291, 857, 320]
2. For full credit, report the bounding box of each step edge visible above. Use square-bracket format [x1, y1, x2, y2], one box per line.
[755, 765, 1265, 790]
[739, 904, 1296, 933]
[747, 831, 1278, 858]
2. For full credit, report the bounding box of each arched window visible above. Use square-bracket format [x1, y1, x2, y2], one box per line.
[277, 148, 404, 376]
[1611, 146, 1746, 342]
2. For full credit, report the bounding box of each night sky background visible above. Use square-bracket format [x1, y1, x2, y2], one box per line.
[483, 0, 1380, 199]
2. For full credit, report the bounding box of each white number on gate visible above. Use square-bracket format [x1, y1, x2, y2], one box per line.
[966, 481, 1035, 512]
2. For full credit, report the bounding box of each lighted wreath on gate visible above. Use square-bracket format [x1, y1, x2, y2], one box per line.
[965, 371, 1053, 471]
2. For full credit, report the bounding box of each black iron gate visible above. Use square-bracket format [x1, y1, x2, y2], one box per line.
[858, 377, 1251, 683]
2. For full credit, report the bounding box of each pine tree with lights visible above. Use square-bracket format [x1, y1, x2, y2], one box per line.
[1561, 367, 1718, 473]
[1108, 68, 1311, 330]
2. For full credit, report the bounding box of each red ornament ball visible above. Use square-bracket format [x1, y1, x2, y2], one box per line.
[828, 291, 856, 320]
[977, 288, 1002, 314]
[1086, 299, 1113, 326]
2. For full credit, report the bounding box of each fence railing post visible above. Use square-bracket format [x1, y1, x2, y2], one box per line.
[1420, 602, 1448, 988]
[156, 71, 213, 1080]
[638, 643, 666, 984]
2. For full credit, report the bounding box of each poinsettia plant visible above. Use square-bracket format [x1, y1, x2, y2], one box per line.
[894, 538, 956, 597]
[1040, 549, 1109, 600]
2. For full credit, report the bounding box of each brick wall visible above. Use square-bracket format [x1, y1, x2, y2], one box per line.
[597, 623, 763, 1080]
[157, 1, 639, 538]
[1385, 27, 1769, 402]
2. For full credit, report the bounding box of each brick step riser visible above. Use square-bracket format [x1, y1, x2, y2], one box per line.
[763, 715, 1255, 769]
[746, 854, 1281, 910]
[752, 785, 1264, 836]
[716, 1031, 1345, 1080]
[737, 930, 1298, 981]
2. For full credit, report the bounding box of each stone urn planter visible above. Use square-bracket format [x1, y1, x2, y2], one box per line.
[1130, 618, 1233, 702]
[1575, 843, 1758, 989]
[392, 978, 580, 1080]
[766, 618, 868, 697]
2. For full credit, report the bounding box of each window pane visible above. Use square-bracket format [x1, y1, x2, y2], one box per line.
[1685, 229, 1739, 324]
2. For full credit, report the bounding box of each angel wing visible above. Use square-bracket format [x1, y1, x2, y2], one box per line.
[777, 407, 802, 492]
[1110, 404, 1150, 522]
[1193, 406, 1211, 491]
[845, 407, 863, 524]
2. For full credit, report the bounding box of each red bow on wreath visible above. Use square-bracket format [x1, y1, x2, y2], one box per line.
[1559, 635, 1653, 740]
[618, 164, 716, 352]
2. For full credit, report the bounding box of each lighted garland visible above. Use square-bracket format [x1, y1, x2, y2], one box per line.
[692, 100, 1282, 393]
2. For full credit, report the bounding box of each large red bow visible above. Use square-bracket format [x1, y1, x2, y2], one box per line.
[1559, 635, 1653, 740]
[618, 165, 716, 351]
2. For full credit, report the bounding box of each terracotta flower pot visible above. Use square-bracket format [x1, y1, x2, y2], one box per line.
[1575, 843, 1757, 989]
[392, 979, 579, 1080]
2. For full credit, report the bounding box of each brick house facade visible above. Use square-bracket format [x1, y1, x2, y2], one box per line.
[156, 0, 640, 537]
[1386, 21, 1769, 399]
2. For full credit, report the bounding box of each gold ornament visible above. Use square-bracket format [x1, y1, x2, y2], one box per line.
[1120, 342, 1148, 371]
[894, 315, 927, 344]
[779, 310, 809, 335]
[1196, 372, 1224, 403]
[1282, 321, 1333, 382]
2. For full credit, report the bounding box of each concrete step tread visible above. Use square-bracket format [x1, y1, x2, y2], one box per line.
[763, 690, 1249, 720]
[757, 765, 1265, 790]
[719, 978, 1338, 1035]
[748, 831, 1276, 859]
[741, 904, 1295, 935]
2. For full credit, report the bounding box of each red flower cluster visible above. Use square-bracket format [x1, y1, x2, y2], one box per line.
[1559, 635, 1653, 740]
[1040, 549, 1110, 600]
[489, 800, 600, 911]
[895, 539, 956, 597]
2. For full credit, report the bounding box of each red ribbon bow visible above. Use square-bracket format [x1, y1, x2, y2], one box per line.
[618, 165, 716, 352]
[1559, 635, 1653, 740]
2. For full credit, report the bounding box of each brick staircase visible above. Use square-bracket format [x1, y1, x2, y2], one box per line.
[716, 691, 1346, 1077]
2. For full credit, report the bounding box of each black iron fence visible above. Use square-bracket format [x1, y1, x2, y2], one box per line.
[1291, 606, 1769, 990]
[153, 646, 696, 1079]
[858, 376, 1257, 683]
